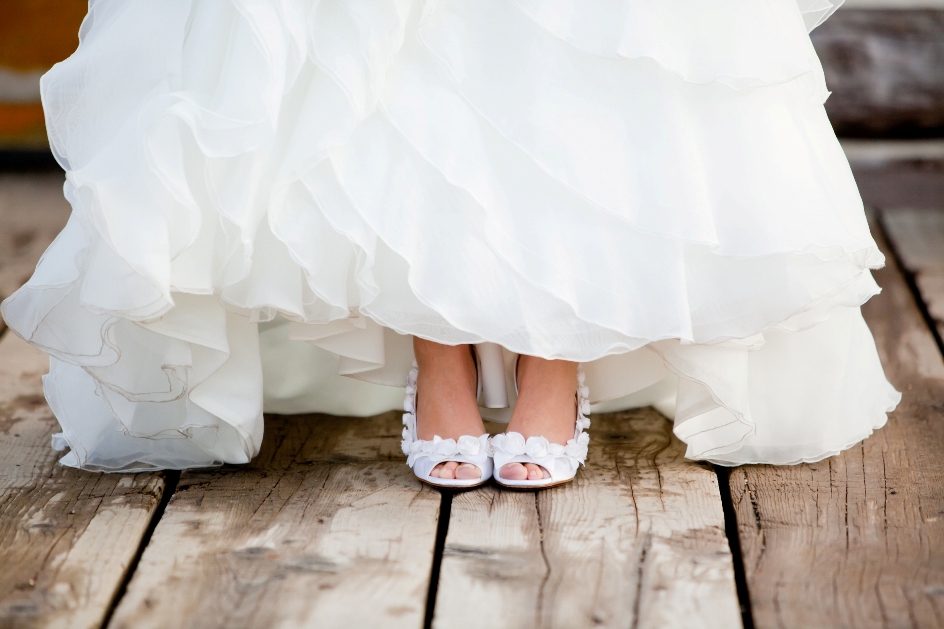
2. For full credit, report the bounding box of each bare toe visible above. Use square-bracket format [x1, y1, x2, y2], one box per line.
[438, 460, 460, 479]
[524, 463, 549, 480]
[455, 463, 482, 480]
[431, 463, 445, 477]
[500, 462, 529, 480]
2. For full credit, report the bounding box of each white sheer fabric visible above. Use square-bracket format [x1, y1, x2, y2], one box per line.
[1, 0, 899, 471]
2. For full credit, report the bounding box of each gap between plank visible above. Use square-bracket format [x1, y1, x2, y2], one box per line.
[98, 469, 181, 629]
[714, 465, 756, 629]
[424, 489, 454, 629]
[878, 210, 944, 358]
[534, 491, 552, 627]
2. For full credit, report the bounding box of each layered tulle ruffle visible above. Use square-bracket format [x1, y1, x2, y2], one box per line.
[1, 0, 899, 471]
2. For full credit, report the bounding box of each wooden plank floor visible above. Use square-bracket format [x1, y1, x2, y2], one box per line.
[0, 333, 166, 629]
[0, 170, 942, 628]
[434, 413, 740, 629]
[107, 414, 442, 629]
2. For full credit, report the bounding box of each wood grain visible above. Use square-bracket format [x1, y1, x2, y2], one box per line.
[0, 332, 165, 629]
[107, 413, 442, 629]
[883, 208, 944, 342]
[730, 219, 944, 629]
[434, 411, 742, 629]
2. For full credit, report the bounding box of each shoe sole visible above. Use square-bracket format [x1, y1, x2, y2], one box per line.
[492, 477, 575, 490]
[417, 476, 490, 490]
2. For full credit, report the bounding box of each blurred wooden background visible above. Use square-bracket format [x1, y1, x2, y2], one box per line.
[0, 0, 87, 149]
[2, 0, 943, 152]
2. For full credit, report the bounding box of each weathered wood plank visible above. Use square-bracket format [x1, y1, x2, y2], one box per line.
[434, 412, 742, 629]
[107, 413, 441, 629]
[0, 332, 165, 629]
[730, 219, 944, 629]
[0, 172, 71, 334]
[433, 488, 545, 628]
[883, 208, 944, 342]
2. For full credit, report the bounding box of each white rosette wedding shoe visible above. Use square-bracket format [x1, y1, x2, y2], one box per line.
[401, 361, 493, 489]
[489, 369, 591, 489]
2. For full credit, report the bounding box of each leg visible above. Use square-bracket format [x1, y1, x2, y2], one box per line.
[413, 337, 487, 480]
[501, 355, 578, 481]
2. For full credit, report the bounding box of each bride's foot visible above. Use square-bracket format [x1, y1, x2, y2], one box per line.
[500, 356, 578, 481]
[413, 338, 487, 480]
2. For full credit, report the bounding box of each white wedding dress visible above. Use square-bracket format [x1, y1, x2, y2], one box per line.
[1, 0, 900, 471]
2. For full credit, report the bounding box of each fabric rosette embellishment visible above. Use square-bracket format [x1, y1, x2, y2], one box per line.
[404, 434, 488, 467]
[400, 369, 420, 456]
[488, 432, 590, 475]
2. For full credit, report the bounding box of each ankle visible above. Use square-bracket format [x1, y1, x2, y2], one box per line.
[507, 355, 579, 445]
[412, 340, 484, 441]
